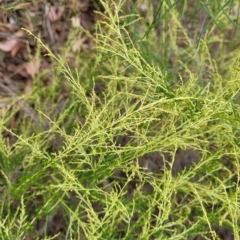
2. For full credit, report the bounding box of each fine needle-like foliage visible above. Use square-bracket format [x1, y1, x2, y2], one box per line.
[0, 0, 240, 239]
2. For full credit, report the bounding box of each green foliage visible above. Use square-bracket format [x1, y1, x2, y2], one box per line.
[1, 0, 240, 239]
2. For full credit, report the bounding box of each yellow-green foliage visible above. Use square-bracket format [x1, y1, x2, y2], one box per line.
[0, 0, 240, 239]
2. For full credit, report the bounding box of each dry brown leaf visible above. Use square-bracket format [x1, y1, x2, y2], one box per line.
[24, 61, 40, 77]
[24, 78, 32, 95]
[46, 5, 64, 22]
[71, 36, 88, 52]
[0, 30, 25, 53]
[18, 68, 29, 78]
[71, 36, 94, 52]
[14, 30, 25, 38]
[11, 42, 24, 57]
[0, 39, 18, 52]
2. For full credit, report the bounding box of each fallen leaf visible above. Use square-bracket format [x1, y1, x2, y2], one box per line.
[24, 61, 40, 77]
[0, 39, 18, 52]
[46, 4, 64, 22]
[11, 42, 24, 57]
[25, 78, 32, 95]
[71, 38, 85, 52]
[14, 30, 25, 38]
[0, 30, 25, 53]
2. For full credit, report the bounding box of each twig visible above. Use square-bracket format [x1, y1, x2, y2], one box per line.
[0, 31, 35, 45]
[0, 75, 47, 129]
[44, 3, 58, 56]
